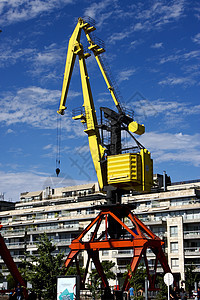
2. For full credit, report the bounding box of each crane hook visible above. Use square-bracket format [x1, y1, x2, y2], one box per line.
[56, 168, 60, 177]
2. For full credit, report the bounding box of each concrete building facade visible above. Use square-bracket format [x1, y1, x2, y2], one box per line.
[0, 179, 199, 288]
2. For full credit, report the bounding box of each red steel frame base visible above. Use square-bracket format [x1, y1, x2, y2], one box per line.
[0, 226, 28, 298]
[64, 204, 171, 291]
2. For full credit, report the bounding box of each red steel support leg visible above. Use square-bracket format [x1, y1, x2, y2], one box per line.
[64, 250, 80, 268]
[90, 250, 110, 289]
[143, 250, 153, 288]
[82, 253, 91, 286]
[123, 246, 144, 291]
[156, 245, 171, 273]
[0, 233, 28, 299]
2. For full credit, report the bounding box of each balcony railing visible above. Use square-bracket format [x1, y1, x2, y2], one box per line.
[184, 247, 200, 254]
[1, 229, 25, 236]
[6, 242, 25, 248]
[184, 230, 200, 237]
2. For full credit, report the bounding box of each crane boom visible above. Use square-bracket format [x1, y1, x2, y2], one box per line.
[83, 27, 123, 113]
[58, 19, 83, 115]
[77, 44, 106, 190]
[58, 18, 107, 190]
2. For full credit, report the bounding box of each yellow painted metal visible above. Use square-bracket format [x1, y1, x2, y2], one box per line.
[107, 150, 153, 192]
[57, 20, 83, 115]
[140, 148, 153, 192]
[128, 121, 145, 135]
[83, 25, 122, 112]
[107, 153, 141, 184]
[78, 47, 106, 190]
[95, 55, 121, 110]
[57, 17, 107, 191]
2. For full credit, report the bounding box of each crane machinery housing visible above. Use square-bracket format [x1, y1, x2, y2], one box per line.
[57, 17, 172, 300]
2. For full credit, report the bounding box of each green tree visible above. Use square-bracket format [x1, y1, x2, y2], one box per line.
[22, 233, 66, 300]
[86, 260, 116, 300]
[185, 263, 197, 297]
[155, 275, 167, 300]
[124, 263, 147, 300]
[66, 266, 85, 276]
[6, 273, 16, 290]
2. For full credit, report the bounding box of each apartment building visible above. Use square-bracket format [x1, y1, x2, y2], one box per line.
[0, 179, 199, 288]
[121, 180, 200, 285]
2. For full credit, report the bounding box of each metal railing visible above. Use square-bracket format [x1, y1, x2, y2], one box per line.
[184, 230, 200, 236]
[184, 247, 200, 253]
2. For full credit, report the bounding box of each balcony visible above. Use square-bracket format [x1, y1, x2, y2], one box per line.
[28, 223, 82, 234]
[112, 249, 134, 258]
[184, 231, 200, 239]
[53, 239, 72, 246]
[26, 239, 72, 249]
[1, 229, 25, 237]
[184, 247, 200, 256]
[6, 242, 25, 249]
[0, 255, 24, 264]
[143, 218, 164, 226]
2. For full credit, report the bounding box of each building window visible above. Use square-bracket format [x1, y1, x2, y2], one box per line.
[170, 226, 178, 237]
[47, 212, 55, 219]
[171, 258, 179, 267]
[86, 208, 95, 215]
[170, 242, 178, 253]
[154, 214, 162, 221]
[102, 250, 109, 256]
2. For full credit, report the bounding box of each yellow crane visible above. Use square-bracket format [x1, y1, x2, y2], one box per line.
[57, 17, 153, 200]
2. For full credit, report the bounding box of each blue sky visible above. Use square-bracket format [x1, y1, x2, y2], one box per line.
[0, 0, 199, 201]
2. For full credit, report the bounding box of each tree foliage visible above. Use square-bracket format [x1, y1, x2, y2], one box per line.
[155, 275, 167, 300]
[86, 260, 116, 300]
[185, 263, 197, 297]
[6, 273, 16, 290]
[124, 263, 146, 299]
[66, 266, 85, 276]
[22, 233, 66, 300]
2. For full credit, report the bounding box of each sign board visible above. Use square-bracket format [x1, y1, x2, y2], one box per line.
[57, 276, 80, 300]
[164, 273, 174, 286]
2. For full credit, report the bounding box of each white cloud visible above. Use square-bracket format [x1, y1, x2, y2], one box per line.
[194, 7, 200, 20]
[139, 132, 200, 167]
[83, 1, 186, 47]
[6, 129, 14, 134]
[43, 144, 53, 150]
[151, 42, 163, 49]
[160, 50, 200, 64]
[0, 170, 87, 201]
[134, 0, 186, 30]
[118, 68, 136, 83]
[0, 46, 36, 67]
[129, 98, 200, 128]
[42, 143, 70, 158]
[84, 0, 113, 22]
[0, 0, 74, 26]
[0, 41, 65, 77]
[158, 76, 196, 86]
[0, 87, 82, 135]
[192, 33, 200, 45]
[130, 40, 143, 48]
[33, 43, 64, 66]
[109, 32, 129, 44]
